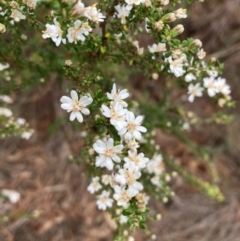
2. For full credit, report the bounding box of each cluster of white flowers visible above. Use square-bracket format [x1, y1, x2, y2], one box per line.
[85, 84, 167, 214]
[42, 1, 105, 46]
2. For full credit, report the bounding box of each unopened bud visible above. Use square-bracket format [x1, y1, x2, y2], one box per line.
[10, 1, 18, 8]
[172, 49, 182, 59]
[152, 73, 159, 80]
[161, 13, 176, 23]
[151, 234, 157, 240]
[144, 0, 152, 7]
[65, 59, 72, 66]
[154, 20, 164, 31]
[171, 24, 184, 36]
[21, 34, 27, 40]
[192, 39, 202, 48]
[160, 0, 170, 6]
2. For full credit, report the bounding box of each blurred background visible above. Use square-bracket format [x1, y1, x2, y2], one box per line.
[1, 0, 240, 240]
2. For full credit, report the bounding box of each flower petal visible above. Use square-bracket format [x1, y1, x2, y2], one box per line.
[70, 112, 76, 121]
[76, 112, 83, 123]
[61, 103, 72, 110]
[60, 96, 73, 104]
[71, 90, 78, 100]
[81, 108, 90, 115]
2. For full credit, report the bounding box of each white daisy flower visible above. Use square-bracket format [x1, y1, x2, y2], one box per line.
[124, 150, 149, 169]
[203, 76, 218, 97]
[42, 18, 66, 46]
[67, 20, 92, 43]
[118, 111, 147, 140]
[114, 4, 132, 24]
[148, 43, 166, 53]
[101, 102, 127, 130]
[60, 90, 93, 123]
[107, 83, 129, 107]
[93, 138, 124, 170]
[96, 191, 113, 210]
[113, 186, 132, 207]
[87, 177, 102, 194]
[215, 77, 231, 96]
[187, 83, 203, 102]
[84, 6, 106, 23]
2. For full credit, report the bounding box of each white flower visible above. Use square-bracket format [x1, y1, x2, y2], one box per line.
[132, 40, 144, 55]
[60, 90, 93, 123]
[146, 154, 164, 176]
[0, 107, 13, 117]
[17, 118, 26, 126]
[72, 0, 85, 15]
[21, 130, 33, 139]
[215, 77, 231, 96]
[10, 8, 26, 24]
[84, 6, 106, 23]
[0, 63, 10, 71]
[107, 83, 129, 107]
[119, 214, 128, 224]
[160, 0, 169, 5]
[113, 186, 132, 207]
[0, 95, 13, 104]
[114, 162, 143, 196]
[96, 191, 113, 210]
[101, 103, 127, 129]
[187, 83, 204, 102]
[167, 56, 186, 77]
[1, 189, 20, 203]
[197, 48, 206, 59]
[125, 138, 140, 151]
[124, 150, 149, 169]
[150, 176, 161, 188]
[114, 4, 132, 24]
[93, 138, 123, 170]
[23, 0, 40, 9]
[203, 76, 218, 97]
[67, 20, 92, 43]
[148, 43, 166, 53]
[118, 111, 147, 140]
[42, 18, 66, 46]
[185, 73, 196, 82]
[207, 70, 218, 78]
[101, 174, 112, 185]
[87, 177, 102, 194]
[125, 0, 145, 5]
[174, 8, 187, 19]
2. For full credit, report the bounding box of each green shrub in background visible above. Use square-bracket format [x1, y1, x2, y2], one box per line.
[0, 0, 234, 240]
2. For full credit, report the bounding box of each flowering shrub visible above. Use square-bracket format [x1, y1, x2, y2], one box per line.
[0, 0, 234, 240]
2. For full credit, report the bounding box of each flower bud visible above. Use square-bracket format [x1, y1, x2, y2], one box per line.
[192, 39, 202, 48]
[144, 0, 152, 7]
[152, 73, 159, 80]
[10, 1, 19, 8]
[172, 49, 182, 59]
[197, 48, 206, 59]
[171, 24, 184, 36]
[161, 13, 176, 23]
[154, 20, 164, 31]
[0, 23, 6, 34]
[160, 0, 170, 5]
[65, 59, 73, 66]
